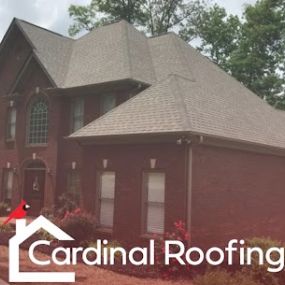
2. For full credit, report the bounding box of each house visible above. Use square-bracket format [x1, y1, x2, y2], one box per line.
[1, 18, 285, 247]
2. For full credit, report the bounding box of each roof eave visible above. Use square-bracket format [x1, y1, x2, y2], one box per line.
[68, 131, 285, 156]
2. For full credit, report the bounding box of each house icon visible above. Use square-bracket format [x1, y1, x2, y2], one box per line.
[9, 215, 75, 283]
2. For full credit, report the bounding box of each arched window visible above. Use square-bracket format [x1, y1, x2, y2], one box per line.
[27, 97, 48, 145]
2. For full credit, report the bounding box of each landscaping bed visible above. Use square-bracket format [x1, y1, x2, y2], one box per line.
[0, 245, 192, 285]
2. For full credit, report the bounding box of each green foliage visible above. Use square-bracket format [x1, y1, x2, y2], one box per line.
[228, 0, 285, 103]
[187, 0, 285, 107]
[55, 192, 80, 218]
[40, 207, 55, 220]
[193, 269, 263, 285]
[68, 0, 203, 38]
[181, 4, 242, 69]
[88, 240, 123, 260]
[37, 229, 55, 241]
[242, 237, 283, 285]
[0, 223, 13, 233]
[0, 202, 10, 217]
[59, 209, 96, 245]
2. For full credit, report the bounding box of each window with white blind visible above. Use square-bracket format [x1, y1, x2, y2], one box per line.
[143, 172, 165, 234]
[6, 108, 16, 141]
[71, 97, 84, 132]
[67, 170, 80, 195]
[101, 94, 116, 115]
[98, 172, 115, 228]
[2, 169, 13, 203]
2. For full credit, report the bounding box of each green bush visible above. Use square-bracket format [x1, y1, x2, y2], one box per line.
[59, 209, 96, 246]
[40, 207, 55, 220]
[242, 237, 283, 285]
[55, 193, 80, 218]
[88, 240, 123, 261]
[0, 223, 13, 233]
[193, 269, 262, 285]
[37, 229, 55, 241]
[0, 202, 10, 217]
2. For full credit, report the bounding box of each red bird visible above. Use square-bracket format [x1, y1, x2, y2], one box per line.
[3, 200, 30, 225]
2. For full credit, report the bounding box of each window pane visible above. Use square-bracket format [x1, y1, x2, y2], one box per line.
[28, 97, 48, 144]
[100, 200, 114, 227]
[101, 172, 115, 198]
[6, 171, 13, 199]
[2, 170, 13, 201]
[67, 171, 80, 194]
[147, 204, 164, 234]
[99, 172, 115, 227]
[102, 94, 116, 114]
[144, 172, 165, 234]
[147, 173, 165, 203]
[6, 108, 16, 140]
[72, 98, 84, 132]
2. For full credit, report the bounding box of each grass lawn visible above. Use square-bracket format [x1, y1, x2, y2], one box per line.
[0, 246, 192, 285]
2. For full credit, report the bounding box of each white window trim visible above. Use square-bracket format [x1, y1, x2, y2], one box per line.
[142, 172, 165, 235]
[97, 171, 116, 229]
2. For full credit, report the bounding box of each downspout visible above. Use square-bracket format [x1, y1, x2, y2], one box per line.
[186, 143, 193, 236]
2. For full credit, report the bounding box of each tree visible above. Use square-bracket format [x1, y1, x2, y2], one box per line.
[68, 0, 144, 36]
[68, 0, 203, 38]
[182, 0, 285, 108]
[228, 0, 285, 105]
[180, 4, 241, 70]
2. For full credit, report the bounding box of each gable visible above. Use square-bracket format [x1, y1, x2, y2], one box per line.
[12, 56, 54, 95]
[0, 24, 32, 96]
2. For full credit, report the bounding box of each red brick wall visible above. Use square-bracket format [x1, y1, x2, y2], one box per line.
[81, 143, 188, 243]
[0, 26, 32, 95]
[0, 24, 141, 210]
[0, 57, 56, 208]
[191, 144, 285, 248]
[55, 90, 135, 198]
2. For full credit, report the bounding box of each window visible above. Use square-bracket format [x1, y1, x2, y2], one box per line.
[143, 172, 165, 234]
[98, 172, 115, 228]
[101, 94, 116, 115]
[6, 108, 16, 141]
[71, 97, 84, 132]
[2, 169, 13, 203]
[27, 97, 48, 145]
[67, 170, 81, 195]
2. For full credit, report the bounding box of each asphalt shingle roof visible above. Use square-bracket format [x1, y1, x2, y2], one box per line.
[17, 19, 74, 87]
[70, 74, 285, 149]
[7, 18, 285, 149]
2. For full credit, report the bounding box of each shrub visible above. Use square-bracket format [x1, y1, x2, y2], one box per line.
[0, 202, 10, 217]
[40, 207, 55, 220]
[0, 223, 13, 233]
[241, 237, 282, 285]
[154, 220, 191, 278]
[59, 208, 96, 246]
[193, 269, 262, 285]
[37, 229, 55, 241]
[88, 240, 123, 261]
[55, 192, 80, 218]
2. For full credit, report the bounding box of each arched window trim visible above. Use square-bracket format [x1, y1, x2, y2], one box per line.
[26, 96, 49, 146]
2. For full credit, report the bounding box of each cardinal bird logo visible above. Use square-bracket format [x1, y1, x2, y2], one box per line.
[3, 200, 30, 225]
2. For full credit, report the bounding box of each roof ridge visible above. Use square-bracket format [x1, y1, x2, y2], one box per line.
[171, 76, 192, 131]
[76, 19, 129, 41]
[15, 18, 74, 41]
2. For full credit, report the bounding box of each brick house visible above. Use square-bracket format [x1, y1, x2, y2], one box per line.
[1, 18, 285, 246]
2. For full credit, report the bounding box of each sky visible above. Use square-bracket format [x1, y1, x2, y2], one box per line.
[0, 0, 257, 41]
